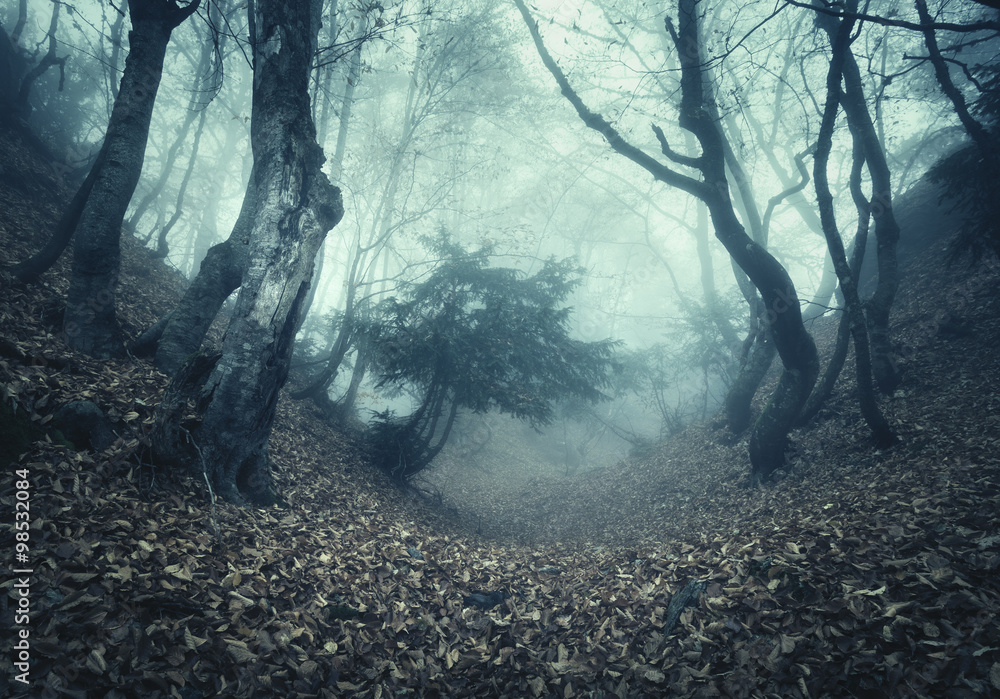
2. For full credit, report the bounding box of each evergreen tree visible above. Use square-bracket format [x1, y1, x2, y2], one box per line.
[367, 234, 618, 480]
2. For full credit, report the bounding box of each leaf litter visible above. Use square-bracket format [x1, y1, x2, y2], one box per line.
[1, 130, 999, 698]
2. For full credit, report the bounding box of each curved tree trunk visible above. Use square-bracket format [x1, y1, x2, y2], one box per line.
[339, 329, 371, 418]
[151, 176, 255, 374]
[814, 0, 901, 393]
[9, 147, 106, 284]
[63, 0, 200, 358]
[515, 0, 819, 483]
[724, 319, 777, 433]
[716, 104, 780, 432]
[798, 295, 852, 425]
[811, 16, 894, 446]
[671, 1, 817, 482]
[168, 0, 343, 504]
[800, 140, 871, 425]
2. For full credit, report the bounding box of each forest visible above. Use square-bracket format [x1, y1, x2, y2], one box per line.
[1, 0, 999, 696]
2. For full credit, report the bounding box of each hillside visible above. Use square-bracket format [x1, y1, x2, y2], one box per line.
[2, 127, 999, 698]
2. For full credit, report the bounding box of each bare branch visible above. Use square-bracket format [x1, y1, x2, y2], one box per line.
[512, 0, 707, 200]
[651, 123, 703, 168]
[761, 148, 813, 239]
[782, 0, 1000, 33]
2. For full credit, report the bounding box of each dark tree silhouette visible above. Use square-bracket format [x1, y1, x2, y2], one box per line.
[515, 0, 820, 483]
[367, 236, 617, 480]
[810, 0, 902, 394]
[62, 0, 201, 358]
[810, 13, 895, 446]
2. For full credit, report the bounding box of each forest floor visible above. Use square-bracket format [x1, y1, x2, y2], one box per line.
[1, 127, 999, 698]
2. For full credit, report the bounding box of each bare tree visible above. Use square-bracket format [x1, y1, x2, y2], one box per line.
[60, 0, 201, 358]
[514, 0, 819, 483]
[810, 12, 895, 446]
[154, 0, 343, 504]
[809, 0, 903, 394]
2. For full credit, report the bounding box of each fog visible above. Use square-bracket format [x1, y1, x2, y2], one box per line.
[5, 0, 996, 489]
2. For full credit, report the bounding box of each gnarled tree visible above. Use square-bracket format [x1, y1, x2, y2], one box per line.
[515, 0, 819, 483]
[808, 0, 902, 393]
[154, 0, 342, 504]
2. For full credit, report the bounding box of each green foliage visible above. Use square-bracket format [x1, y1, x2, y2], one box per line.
[367, 233, 618, 479]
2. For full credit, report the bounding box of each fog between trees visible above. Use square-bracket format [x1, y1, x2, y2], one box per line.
[3, 0, 999, 501]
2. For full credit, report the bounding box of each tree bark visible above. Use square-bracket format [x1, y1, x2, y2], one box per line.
[62, 0, 199, 358]
[724, 321, 777, 433]
[152, 176, 255, 374]
[810, 16, 894, 446]
[813, 0, 901, 393]
[173, 0, 343, 504]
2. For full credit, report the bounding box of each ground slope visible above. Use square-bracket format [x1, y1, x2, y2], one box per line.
[1, 128, 999, 698]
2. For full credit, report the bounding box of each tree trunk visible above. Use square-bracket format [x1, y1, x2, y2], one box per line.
[62, 0, 199, 358]
[811, 16, 894, 446]
[152, 176, 255, 374]
[338, 327, 371, 418]
[724, 320, 777, 433]
[814, 0, 901, 393]
[514, 0, 819, 483]
[127, 16, 216, 235]
[173, 0, 342, 504]
[669, 0, 818, 483]
[9, 147, 107, 284]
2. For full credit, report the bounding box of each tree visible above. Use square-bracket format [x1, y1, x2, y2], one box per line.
[11, 0, 67, 119]
[809, 0, 903, 394]
[293, 1, 515, 411]
[145, 173, 255, 373]
[153, 0, 343, 504]
[366, 235, 617, 480]
[810, 11, 895, 446]
[61, 0, 201, 358]
[915, 0, 1000, 260]
[515, 0, 820, 483]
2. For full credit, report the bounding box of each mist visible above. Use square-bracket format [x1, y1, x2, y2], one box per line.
[3, 0, 1000, 695]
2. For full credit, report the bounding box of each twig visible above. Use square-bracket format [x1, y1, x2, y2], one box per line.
[181, 427, 221, 543]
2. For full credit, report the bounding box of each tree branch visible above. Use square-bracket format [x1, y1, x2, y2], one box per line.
[512, 0, 707, 200]
[783, 0, 1000, 33]
[761, 148, 813, 239]
[651, 123, 703, 168]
